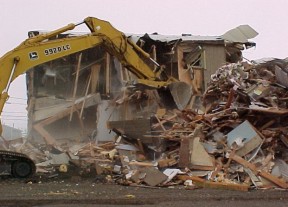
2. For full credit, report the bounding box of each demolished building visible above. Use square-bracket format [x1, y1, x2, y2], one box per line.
[26, 25, 258, 146]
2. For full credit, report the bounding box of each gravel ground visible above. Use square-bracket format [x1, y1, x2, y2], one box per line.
[0, 177, 287, 207]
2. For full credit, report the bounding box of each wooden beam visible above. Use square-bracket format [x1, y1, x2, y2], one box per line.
[105, 52, 111, 95]
[230, 153, 288, 189]
[33, 124, 56, 145]
[152, 114, 177, 129]
[154, 114, 166, 131]
[80, 73, 92, 118]
[178, 137, 190, 168]
[177, 175, 249, 191]
[90, 64, 101, 94]
[129, 161, 155, 167]
[69, 53, 82, 121]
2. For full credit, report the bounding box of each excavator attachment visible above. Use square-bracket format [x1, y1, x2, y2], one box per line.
[168, 82, 193, 110]
[134, 79, 193, 110]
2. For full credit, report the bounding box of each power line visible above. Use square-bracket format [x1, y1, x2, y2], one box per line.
[1, 115, 27, 118]
[2, 111, 27, 114]
[9, 96, 27, 100]
[2, 118, 27, 121]
[6, 102, 27, 105]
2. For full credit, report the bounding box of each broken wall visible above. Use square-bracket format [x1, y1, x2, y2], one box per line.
[26, 31, 253, 146]
[27, 46, 121, 144]
[202, 45, 226, 90]
[176, 43, 226, 94]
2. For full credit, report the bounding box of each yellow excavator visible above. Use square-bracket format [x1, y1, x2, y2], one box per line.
[0, 17, 192, 178]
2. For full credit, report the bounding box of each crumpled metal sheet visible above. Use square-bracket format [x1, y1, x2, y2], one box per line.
[221, 25, 258, 43]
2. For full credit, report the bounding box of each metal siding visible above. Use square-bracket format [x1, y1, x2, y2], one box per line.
[221, 25, 258, 43]
[203, 45, 226, 89]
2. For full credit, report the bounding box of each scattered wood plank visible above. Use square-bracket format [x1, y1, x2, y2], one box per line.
[177, 175, 250, 191]
[229, 153, 288, 189]
[69, 52, 82, 121]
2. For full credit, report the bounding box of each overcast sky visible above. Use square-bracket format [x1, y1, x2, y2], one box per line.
[1, 0, 288, 131]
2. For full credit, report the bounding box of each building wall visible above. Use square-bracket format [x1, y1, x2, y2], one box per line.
[176, 43, 226, 94]
[202, 45, 226, 89]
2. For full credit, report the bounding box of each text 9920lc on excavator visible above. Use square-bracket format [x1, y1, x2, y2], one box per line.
[0, 17, 192, 178]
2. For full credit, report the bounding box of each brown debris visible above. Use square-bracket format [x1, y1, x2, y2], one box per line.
[10, 58, 288, 191]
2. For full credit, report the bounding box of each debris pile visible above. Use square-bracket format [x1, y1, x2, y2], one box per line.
[3, 58, 288, 191]
[145, 58, 288, 190]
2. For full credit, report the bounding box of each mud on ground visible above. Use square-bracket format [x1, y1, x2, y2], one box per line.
[0, 176, 287, 207]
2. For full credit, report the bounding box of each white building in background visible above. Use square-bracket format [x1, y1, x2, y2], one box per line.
[2, 125, 22, 140]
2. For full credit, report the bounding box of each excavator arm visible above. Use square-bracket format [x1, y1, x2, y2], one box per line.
[0, 17, 192, 136]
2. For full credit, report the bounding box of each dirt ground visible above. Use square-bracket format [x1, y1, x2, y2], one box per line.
[0, 176, 287, 207]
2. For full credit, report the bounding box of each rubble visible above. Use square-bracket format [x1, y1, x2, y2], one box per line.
[2, 58, 288, 191]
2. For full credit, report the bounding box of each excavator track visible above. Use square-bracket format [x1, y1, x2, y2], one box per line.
[0, 150, 36, 178]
